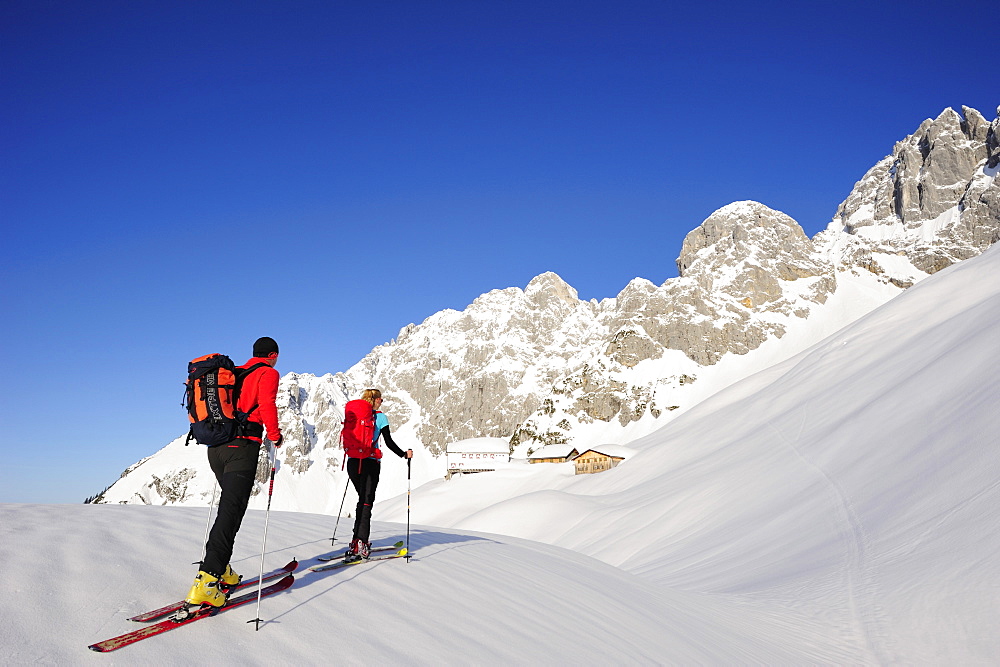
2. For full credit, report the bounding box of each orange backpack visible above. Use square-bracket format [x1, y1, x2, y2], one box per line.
[184, 354, 266, 446]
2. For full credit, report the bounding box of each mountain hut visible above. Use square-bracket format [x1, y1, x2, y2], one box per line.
[446, 437, 511, 479]
[528, 444, 580, 464]
[573, 445, 635, 475]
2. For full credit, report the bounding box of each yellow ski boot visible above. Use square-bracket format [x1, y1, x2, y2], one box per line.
[218, 564, 242, 593]
[184, 570, 227, 608]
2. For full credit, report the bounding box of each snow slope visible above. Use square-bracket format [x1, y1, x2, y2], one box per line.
[5, 505, 864, 664]
[378, 243, 1000, 662]
[1, 245, 998, 664]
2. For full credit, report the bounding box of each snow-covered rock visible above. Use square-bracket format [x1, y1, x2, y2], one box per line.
[96, 105, 1000, 515]
[822, 105, 999, 277]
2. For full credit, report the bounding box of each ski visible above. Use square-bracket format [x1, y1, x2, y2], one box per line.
[88, 574, 294, 652]
[128, 559, 299, 622]
[311, 548, 408, 572]
[316, 540, 404, 562]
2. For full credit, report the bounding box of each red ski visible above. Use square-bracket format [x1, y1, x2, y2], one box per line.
[88, 574, 294, 653]
[128, 559, 298, 622]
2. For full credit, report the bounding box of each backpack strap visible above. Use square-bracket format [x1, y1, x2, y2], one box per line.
[235, 362, 269, 381]
[233, 362, 269, 414]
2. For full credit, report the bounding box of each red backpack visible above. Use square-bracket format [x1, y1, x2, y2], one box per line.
[341, 399, 381, 461]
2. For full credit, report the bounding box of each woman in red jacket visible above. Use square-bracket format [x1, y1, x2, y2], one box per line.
[344, 388, 413, 562]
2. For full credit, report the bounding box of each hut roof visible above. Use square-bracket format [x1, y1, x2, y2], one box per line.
[528, 444, 580, 459]
[576, 444, 636, 460]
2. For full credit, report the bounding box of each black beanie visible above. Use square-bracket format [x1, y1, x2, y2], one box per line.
[253, 336, 279, 358]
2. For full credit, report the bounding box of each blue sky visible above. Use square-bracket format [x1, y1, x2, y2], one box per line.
[1, 0, 994, 503]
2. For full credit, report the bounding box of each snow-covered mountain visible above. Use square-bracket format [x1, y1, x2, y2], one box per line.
[96, 105, 999, 512]
[10, 234, 1000, 663]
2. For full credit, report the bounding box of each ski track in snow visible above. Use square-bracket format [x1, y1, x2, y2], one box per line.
[766, 409, 894, 665]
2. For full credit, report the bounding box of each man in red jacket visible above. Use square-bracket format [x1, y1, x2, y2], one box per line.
[186, 337, 284, 608]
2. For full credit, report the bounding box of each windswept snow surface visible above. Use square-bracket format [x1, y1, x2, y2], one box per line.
[2, 246, 998, 664]
[379, 244, 1000, 663]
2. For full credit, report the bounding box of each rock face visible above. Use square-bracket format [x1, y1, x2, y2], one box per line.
[95, 106, 999, 510]
[343, 272, 606, 456]
[827, 106, 1000, 276]
[663, 201, 836, 364]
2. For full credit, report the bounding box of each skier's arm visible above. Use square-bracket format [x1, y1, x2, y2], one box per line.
[379, 426, 408, 458]
[257, 367, 282, 443]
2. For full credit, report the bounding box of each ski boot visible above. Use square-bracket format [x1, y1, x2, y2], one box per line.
[184, 570, 227, 609]
[344, 538, 371, 563]
[218, 564, 242, 594]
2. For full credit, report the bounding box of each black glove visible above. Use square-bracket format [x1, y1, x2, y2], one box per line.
[273, 435, 284, 448]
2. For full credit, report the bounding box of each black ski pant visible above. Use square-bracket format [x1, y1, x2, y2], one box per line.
[202, 438, 260, 577]
[347, 457, 381, 543]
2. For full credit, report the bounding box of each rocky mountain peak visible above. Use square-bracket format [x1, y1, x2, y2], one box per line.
[676, 201, 815, 278]
[613, 277, 657, 310]
[828, 105, 999, 276]
[524, 271, 580, 309]
[959, 105, 990, 141]
[595, 201, 836, 371]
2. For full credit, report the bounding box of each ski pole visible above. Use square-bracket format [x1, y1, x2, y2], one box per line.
[406, 456, 411, 561]
[330, 477, 349, 545]
[202, 480, 218, 555]
[249, 440, 278, 631]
